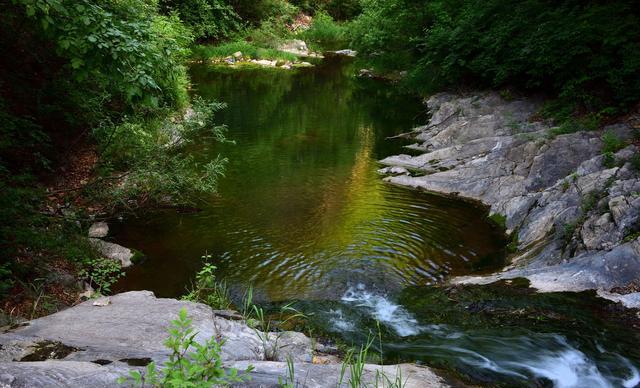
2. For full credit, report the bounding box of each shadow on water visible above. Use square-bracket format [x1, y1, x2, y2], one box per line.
[111, 57, 640, 387]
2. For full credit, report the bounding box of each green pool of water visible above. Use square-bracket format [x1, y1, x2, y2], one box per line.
[113, 57, 505, 301]
[112, 57, 639, 387]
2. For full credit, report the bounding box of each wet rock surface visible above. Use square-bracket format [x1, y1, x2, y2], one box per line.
[0, 291, 447, 387]
[379, 92, 640, 306]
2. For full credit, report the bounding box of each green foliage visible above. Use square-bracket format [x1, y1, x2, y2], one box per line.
[0, 263, 14, 298]
[548, 114, 600, 137]
[228, 0, 298, 25]
[91, 98, 230, 207]
[290, 0, 361, 20]
[602, 131, 626, 154]
[488, 213, 507, 230]
[278, 357, 296, 387]
[192, 41, 298, 62]
[183, 254, 232, 310]
[78, 257, 124, 296]
[299, 11, 346, 47]
[160, 0, 241, 41]
[13, 0, 192, 114]
[602, 152, 617, 169]
[119, 308, 253, 387]
[350, 0, 640, 115]
[338, 336, 374, 388]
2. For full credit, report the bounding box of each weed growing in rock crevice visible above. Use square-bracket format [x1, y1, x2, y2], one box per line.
[118, 308, 253, 387]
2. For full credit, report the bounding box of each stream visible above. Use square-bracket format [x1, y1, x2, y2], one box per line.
[113, 56, 640, 387]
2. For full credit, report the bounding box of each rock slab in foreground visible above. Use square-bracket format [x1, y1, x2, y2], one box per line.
[380, 92, 640, 305]
[0, 291, 447, 387]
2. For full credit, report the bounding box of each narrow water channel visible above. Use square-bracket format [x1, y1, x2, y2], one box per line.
[113, 57, 640, 387]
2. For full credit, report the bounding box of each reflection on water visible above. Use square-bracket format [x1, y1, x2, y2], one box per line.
[113, 56, 505, 300]
[111, 57, 640, 387]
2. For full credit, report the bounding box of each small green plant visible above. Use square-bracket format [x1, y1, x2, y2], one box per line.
[0, 263, 14, 298]
[488, 213, 507, 229]
[630, 153, 640, 172]
[118, 308, 253, 387]
[78, 257, 124, 296]
[602, 131, 626, 154]
[299, 11, 346, 48]
[243, 296, 309, 361]
[549, 115, 600, 137]
[338, 336, 374, 388]
[603, 152, 617, 168]
[581, 191, 600, 213]
[183, 254, 231, 310]
[278, 356, 296, 387]
[562, 222, 577, 246]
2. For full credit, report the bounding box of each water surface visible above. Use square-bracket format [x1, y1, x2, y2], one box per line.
[113, 57, 505, 300]
[112, 57, 640, 387]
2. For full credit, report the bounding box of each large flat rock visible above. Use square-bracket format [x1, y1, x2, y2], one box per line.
[380, 91, 640, 296]
[0, 291, 447, 387]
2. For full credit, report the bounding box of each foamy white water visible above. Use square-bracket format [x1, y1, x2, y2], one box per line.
[341, 284, 424, 336]
[332, 285, 640, 388]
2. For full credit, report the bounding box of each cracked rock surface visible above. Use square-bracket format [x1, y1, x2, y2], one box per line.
[0, 291, 446, 387]
[380, 92, 640, 306]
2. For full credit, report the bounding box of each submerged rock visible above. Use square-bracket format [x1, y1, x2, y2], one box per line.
[380, 91, 640, 299]
[0, 291, 447, 387]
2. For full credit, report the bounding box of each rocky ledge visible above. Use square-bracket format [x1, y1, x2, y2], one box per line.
[379, 92, 640, 307]
[0, 291, 447, 387]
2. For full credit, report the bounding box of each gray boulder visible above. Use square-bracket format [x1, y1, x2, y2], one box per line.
[380, 91, 640, 297]
[88, 222, 109, 238]
[88, 238, 134, 268]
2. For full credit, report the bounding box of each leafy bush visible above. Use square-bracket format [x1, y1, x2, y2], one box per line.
[78, 257, 124, 296]
[160, 0, 241, 41]
[299, 11, 346, 46]
[91, 98, 230, 208]
[183, 255, 232, 310]
[228, 0, 298, 25]
[290, 0, 361, 20]
[13, 0, 192, 115]
[602, 131, 626, 154]
[119, 308, 253, 387]
[350, 0, 640, 116]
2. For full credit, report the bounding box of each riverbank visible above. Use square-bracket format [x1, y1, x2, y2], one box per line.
[379, 92, 640, 307]
[0, 291, 448, 387]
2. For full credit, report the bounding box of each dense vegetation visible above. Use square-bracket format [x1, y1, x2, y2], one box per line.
[1, 0, 638, 321]
[350, 0, 640, 118]
[0, 0, 229, 313]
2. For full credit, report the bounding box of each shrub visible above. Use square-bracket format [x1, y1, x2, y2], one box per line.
[350, 0, 640, 116]
[602, 131, 626, 154]
[78, 257, 124, 296]
[118, 308, 253, 387]
[183, 254, 232, 310]
[300, 11, 346, 47]
[160, 0, 241, 41]
[90, 98, 230, 208]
